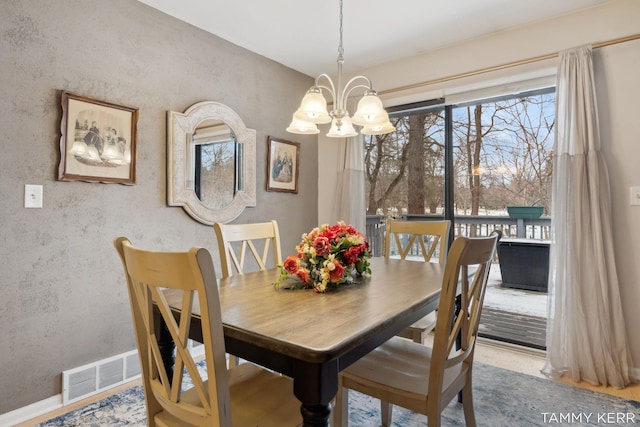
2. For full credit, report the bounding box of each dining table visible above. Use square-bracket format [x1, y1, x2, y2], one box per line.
[156, 256, 443, 427]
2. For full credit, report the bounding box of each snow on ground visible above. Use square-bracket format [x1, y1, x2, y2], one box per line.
[484, 267, 547, 318]
[392, 254, 548, 318]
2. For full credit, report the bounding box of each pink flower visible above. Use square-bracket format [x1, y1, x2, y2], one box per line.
[313, 236, 331, 257]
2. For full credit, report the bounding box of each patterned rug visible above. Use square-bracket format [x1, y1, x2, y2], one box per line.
[39, 363, 639, 426]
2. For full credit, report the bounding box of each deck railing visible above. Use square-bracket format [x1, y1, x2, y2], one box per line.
[366, 214, 551, 258]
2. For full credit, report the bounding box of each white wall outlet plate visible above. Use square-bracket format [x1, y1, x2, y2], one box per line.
[24, 184, 43, 208]
[630, 187, 640, 206]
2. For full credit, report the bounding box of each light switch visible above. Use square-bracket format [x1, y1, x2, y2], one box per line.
[630, 187, 640, 206]
[24, 184, 43, 208]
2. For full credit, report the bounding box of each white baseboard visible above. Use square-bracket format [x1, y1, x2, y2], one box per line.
[0, 395, 62, 427]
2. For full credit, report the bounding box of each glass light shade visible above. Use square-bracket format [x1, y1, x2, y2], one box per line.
[327, 116, 357, 138]
[361, 120, 396, 135]
[286, 114, 320, 134]
[293, 88, 331, 124]
[351, 93, 387, 126]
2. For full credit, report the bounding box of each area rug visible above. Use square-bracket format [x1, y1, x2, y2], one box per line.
[38, 363, 639, 426]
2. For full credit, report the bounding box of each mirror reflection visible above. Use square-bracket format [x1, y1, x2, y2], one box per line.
[189, 120, 242, 210]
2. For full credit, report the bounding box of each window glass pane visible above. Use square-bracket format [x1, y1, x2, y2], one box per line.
[451, 89, 555, 239]
[364, 88, 555, 250]
[364, 108, 446, 219]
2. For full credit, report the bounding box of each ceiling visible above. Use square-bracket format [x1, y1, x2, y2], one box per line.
[136, 0, 612, 77]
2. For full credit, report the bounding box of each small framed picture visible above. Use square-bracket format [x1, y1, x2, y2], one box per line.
[58, 91, 139, 184]
[266, 136, 299, 193]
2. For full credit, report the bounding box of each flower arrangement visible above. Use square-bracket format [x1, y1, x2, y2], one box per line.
[274, 221, 372, 292]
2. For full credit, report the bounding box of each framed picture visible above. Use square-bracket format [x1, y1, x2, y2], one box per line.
[58, 91, 139, 184]
[266, 136, 299, 193]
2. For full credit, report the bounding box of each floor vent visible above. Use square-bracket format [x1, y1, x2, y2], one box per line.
[62, 349, 140, 405]
[61, 341, 203, 405]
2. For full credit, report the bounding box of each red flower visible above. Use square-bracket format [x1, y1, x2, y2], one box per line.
[296, 268, 311, 284]
[329, 260, 344, 282]
[343, 246, 361, 265]
[320, 228, 337, 242]
[283, 255, 300, 274]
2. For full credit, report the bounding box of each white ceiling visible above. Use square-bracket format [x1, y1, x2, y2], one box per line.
[137, 0, 612, 77]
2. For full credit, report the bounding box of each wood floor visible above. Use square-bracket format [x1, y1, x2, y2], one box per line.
[473, 337, 640, 402]
[16, 339, 640, 426]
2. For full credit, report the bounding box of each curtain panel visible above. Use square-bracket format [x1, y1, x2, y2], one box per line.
[543, 45, 635, 388]
[331, 133, 366, 233]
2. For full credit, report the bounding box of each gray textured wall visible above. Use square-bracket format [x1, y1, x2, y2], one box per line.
[0, 0, 317, 413]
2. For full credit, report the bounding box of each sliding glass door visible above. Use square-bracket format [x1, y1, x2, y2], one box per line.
[364, 88, 555, 349]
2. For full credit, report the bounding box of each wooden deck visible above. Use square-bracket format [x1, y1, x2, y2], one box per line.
[479, 306, 547, 350]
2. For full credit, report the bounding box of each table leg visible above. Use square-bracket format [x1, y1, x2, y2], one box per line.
[455, 293, 463, 403]
[300, 404, 332, 427]
[154, 311, 175, 383]
[293, 360, 338, 427]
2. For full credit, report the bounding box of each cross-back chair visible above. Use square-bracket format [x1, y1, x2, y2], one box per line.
[213, 220, 282, 366]
[334, 231, 501, 427]
[114, 237, 300, 427]
[385, 219, 451, 344]
[213, 220, 282, 278]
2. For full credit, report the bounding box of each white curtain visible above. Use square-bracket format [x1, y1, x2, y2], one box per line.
[543, 45, 636, 388]
[331, 133, 366, 232]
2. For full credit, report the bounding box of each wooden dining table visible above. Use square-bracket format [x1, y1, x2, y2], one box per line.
[157, 256, 443, 427]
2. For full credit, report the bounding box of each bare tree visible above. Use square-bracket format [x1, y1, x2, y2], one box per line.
[364, 117, 407, 216]
[407, 114, 426, 214]
[452, 104, 498, 234]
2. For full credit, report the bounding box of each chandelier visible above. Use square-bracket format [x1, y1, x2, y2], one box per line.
[286, 0, 395, 138]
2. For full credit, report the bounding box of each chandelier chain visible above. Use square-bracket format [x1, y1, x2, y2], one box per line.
[338, 0, 344, 58]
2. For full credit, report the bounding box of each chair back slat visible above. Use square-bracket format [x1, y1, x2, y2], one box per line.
[385, 219, 451, 264]
[214, 220, 282, 278]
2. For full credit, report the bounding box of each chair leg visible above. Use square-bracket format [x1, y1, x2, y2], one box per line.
[333, 384, 349, 427]
[381, 401, 393, 426]
[461, 383, 477, 427]
[228, 354, 240, 368]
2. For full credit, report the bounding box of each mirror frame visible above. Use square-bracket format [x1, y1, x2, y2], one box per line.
[167, 101, 256, 224]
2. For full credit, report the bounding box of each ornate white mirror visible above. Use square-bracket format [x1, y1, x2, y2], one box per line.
[167, 101, 256, 224]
